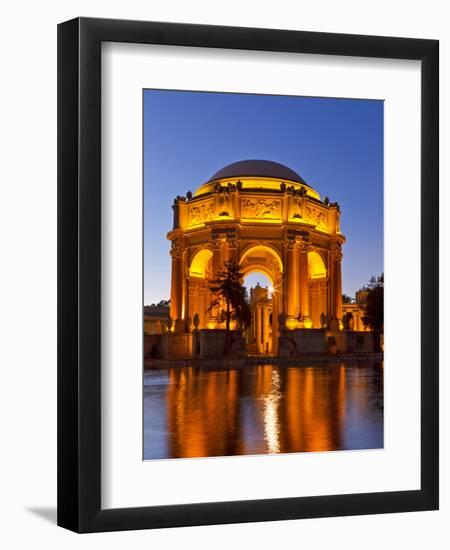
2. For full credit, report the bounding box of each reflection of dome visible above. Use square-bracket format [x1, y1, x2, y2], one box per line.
[194, 159, 319, 199]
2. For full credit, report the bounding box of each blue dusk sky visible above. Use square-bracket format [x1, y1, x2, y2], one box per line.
[144, 90, 383, 305]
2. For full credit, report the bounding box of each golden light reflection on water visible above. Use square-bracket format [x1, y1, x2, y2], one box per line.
[144, 361, 383, 460]
[263, 369, 281, 454]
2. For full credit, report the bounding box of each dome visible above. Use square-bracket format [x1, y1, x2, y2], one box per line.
[194, 159, 319, 199]
[207, 160, 307, 185]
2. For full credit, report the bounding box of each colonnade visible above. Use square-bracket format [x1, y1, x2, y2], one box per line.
[169, 237, 343, 338]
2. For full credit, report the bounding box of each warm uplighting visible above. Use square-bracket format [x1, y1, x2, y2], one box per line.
[189, 248, 213, 278]
[193, 176, 321, 200]
[308, 251, 327, 279]
[285, 317, 300, 330]
[302, 319, 314, 329]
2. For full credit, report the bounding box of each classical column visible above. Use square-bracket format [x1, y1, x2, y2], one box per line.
[227, 236, 239, 266]
[334, 248, 343, 322]
[209, 238, 224, 326]
[211, 238, 223, 277]
[263, 304, 270, 354]
[285, 237, 299, 328]
[271, 278, 279, 354]
[256, 304, 263, 353]
[298, 241, 311, 328]
[328, 250, 335, 323]
[251, 302, 255, 342]
[261, 305, 265, 351]
[169, 238, 185, 332]
[188, 278, 199, 329]
[329, 244, 343, 332]
[309, 281, 318, 328]
[198, 283, 205, 328]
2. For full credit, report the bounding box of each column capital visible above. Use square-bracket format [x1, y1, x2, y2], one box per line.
[227, 237, 239, 250]
[298, 239, 312, 253]
[170, 239, 184, 259]
[210, 238, 222, 251]
[331, 244, 343, 261]
[285, 237, 296, 250]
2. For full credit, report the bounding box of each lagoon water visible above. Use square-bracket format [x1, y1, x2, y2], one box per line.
[144, 361, 383, 460]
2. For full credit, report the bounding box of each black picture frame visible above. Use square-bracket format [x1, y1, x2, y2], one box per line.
[57, 17, 439, 533]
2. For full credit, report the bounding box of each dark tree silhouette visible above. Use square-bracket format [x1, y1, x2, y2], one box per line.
[361, 273, 384, 351]
[209, 260, 251, 355]
[342, 294, 353, 304]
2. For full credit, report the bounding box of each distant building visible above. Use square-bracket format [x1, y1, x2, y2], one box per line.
[342, 302, 369, 332]
[247, 283, 273, 355]
[144, 304, 170, 335]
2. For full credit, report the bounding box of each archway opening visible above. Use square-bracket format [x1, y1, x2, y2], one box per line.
[243, 271, 274, 356]
[240, 244, 283, 274]
[189, 248, 213, 278]
[308, 250, 327, 279]
[307, 251, 328, 328]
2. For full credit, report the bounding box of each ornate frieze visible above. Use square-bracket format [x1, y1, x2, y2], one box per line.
[305, 204, 328, 231]
[189, 201, 215, 226]
[241, 198, 281, 220]
[290, 198, 328, 231]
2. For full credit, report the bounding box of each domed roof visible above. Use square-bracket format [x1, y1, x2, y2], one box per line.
[207, 160, 307, 185]
[194, 159, 319, 199]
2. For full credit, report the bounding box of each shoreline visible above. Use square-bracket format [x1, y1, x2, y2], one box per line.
[144, 352, 383, 370]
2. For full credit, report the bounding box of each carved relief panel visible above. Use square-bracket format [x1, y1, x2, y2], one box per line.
[241, 198, 281, 220]
[304, 203, 328, 231]
[289, 197, 329, 231]
[188, 200, 215, 226]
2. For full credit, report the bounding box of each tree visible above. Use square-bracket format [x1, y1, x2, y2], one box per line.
[342, 294, 353, 304]
[209, 260, 251, 355]
[361, 273, 384, 351]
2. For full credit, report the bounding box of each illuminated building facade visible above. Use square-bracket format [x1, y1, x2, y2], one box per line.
[166, 160, 346, 356]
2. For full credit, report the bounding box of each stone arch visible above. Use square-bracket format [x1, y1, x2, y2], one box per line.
[241, 262, 281, 356]
[239, 243, 283, 273]
[189, 248, 213, 278]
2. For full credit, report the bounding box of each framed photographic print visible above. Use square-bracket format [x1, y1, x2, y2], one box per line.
[57, 17, 439, 532]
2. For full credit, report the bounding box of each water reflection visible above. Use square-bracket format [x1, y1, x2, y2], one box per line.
[144, 361, 383, 460]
